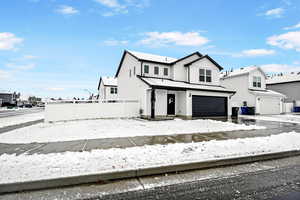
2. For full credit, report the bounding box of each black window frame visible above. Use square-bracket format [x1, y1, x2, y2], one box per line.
[164, 68, 168, 76]
[206, 69, 212, 82]
[110, 87, 117, 94]
[144, 65, 149, 74]
[199, 69, 205, 82]
[154, 66, 159, 75]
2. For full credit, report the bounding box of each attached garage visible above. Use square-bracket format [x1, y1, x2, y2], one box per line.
[257, 97, 281, 115]
[192, 96, 228, 117]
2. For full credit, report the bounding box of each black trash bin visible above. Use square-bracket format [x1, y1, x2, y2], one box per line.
[248, 107, 256, 115]
[232, 107, 239, 117]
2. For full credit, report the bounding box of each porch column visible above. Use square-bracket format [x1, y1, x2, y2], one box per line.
[151, 88, 156, 119]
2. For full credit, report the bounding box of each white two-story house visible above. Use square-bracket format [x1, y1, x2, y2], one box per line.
[115, 50, 235, 119]
[220, 66, 285, 115]
[97, 77, 118, 101]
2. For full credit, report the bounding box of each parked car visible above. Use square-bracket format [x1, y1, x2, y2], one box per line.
[24, 104, 33, 108]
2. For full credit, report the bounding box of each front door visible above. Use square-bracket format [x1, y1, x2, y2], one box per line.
[167, 94, 175, 115]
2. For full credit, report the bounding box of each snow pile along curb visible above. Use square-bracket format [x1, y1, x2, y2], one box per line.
[0, 131, 299, 185]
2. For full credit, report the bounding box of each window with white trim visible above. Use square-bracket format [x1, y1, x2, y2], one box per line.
[253, 76, 261, 88]
[110, 87, 117, 94]
[164, 68, 168, 76]
[144, 65, 149, 74]
[199, 69, 212, 83]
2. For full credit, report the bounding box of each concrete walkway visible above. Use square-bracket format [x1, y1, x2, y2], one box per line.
[1, 118, 300, 156]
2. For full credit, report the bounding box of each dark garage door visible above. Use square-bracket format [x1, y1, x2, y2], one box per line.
[192, 96, 227, 117]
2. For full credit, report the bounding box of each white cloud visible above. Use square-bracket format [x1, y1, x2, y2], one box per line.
[284, 22, 300, 30]
[5, 63, 36, 71]
[0, 32, 23, 51]
[0, 70, 11, 80]
[139, 31, 210, 47]
[264, 8, 285, 18]
[94, 0, 149, 16]
[237, 49, 276, 57]
[260, 64, 300, 73]
[56, 5, 79, 15]
[103, 39, 128, 46]
[267, 31, 300, 52]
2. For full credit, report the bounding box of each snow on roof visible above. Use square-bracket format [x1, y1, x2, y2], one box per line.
[101, 77, 117, 86]
[266, 72, 300, 85]
[0, 89, 14, 94]
[140, 77, 235, 93]
[128, 50, 177, 64]
[220, 66, 261, 79]
[249, 89, 286, 98]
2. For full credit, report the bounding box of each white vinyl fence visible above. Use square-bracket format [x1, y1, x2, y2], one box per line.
[45, 100, 140, 122]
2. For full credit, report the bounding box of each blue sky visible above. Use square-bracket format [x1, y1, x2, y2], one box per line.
[0, 0, 300, 98]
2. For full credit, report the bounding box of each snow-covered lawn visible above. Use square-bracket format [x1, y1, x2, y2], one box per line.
[0, 118, 265, 144]
[240, 114, 300, 124]
[0, 131, 299, 184]
[0, 112, 44, 128]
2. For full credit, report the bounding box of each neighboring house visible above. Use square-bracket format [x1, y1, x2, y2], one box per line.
[0, 90, 19, 106]
[97, 77, 118, 100]
[266, 72, 300, 103]
[220, 66, 285, 115]
[115, 50, 235, 119]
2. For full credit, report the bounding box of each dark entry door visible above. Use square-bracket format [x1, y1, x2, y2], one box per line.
[167, 94, 175, 115]
[192, 95, 227, 117]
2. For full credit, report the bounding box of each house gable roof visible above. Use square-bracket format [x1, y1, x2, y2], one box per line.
[97, 77, 117, 90]
[184, 55, 223, 70]
[115, 50, 204, 77]
[220, 66, 267, 79]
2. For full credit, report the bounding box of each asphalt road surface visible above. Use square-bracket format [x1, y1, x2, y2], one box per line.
[0, 107, 44, 118]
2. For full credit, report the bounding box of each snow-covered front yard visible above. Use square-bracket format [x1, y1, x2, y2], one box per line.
[240, 114, 300, 124]
[0, 131, 299, 184]
[0, 112, 44, 128]
[0, 118, 265, 144]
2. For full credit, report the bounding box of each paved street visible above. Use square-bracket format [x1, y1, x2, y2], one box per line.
[0, 118, 300, 156]
[1, 153, 300, 200]
[0, 107, 44, 118]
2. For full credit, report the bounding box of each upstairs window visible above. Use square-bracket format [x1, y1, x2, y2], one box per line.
[253, 76, 261, 88]
[144, 65, 149, 74]
[154, 66, 159, 75]
[110, 87, 117, 94]
[199, 69, 212, 83]
[199, 69, 205, 82]
[206, 70, 212, 82]
[164, 68, 168, 76]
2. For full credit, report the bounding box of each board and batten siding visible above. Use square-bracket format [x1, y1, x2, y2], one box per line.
[188, 57, 220, 86]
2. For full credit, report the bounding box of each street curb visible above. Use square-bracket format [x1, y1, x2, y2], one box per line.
[1, 150, 300, 194]
[0, 119, 43, 134]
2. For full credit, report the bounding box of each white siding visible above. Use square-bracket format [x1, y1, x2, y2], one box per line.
[189, 58, 220, 86]
[172, 54, 200, 81]
[220, 75, 256, 108]
[248, 70, 266, 91]
[141, 62, 171, 79]
[117, 52, 150, 115]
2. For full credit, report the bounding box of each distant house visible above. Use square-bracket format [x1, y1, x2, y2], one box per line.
[0, 90, 19, 106]
[220, 66, 285, 115]
[97, 77, 118, 101]
[266, 72, 300, 103]
[115, 50, 235, 119]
